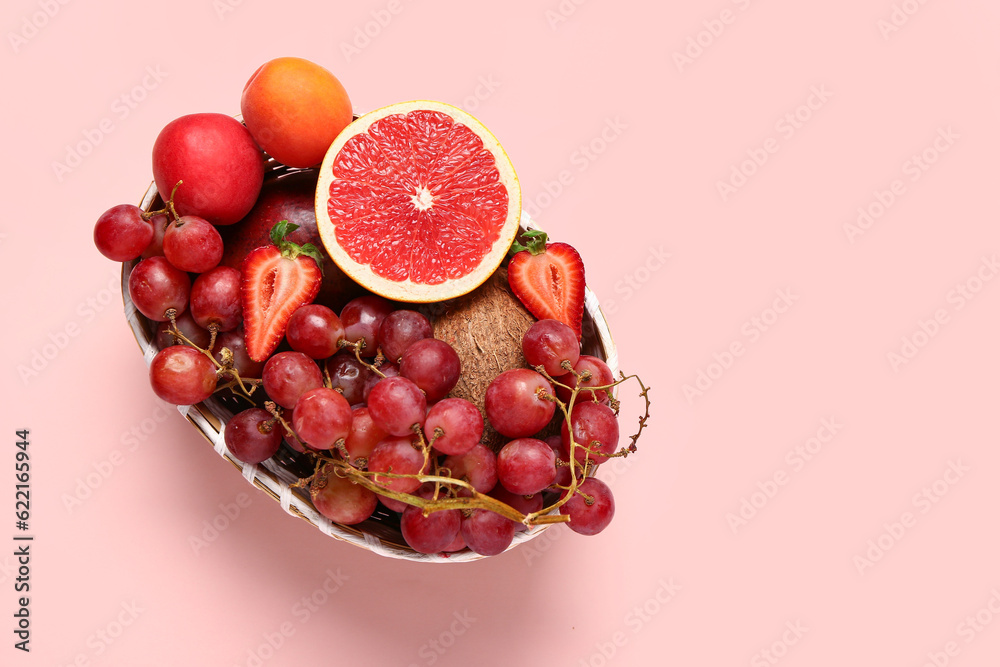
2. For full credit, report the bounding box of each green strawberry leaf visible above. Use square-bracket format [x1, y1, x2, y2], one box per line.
[270, 221, 324, 274]
[508, 230, 549, 257]
[270, 220, 301, 246]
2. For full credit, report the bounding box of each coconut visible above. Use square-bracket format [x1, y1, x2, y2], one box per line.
[430, 267, 539, 451]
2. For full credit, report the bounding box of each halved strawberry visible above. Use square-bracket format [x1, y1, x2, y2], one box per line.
[507, 230, 585, 337]
[242, 221, 323, 362]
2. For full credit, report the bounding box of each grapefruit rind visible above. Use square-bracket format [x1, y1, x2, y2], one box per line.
[315, 100, 522, 303]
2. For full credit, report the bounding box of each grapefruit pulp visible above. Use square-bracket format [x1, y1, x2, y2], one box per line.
[315, 101, 521, 303]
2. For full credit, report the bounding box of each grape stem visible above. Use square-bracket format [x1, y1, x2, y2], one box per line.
[141, 180, 183, 223]
[292, 369, 651, 530]
[627, 372, 651, 453]
[523, 366, 650, 522]
[336, 338, 387, 379]
[161, 309, 260, 400]
[206, 323, 219, 353]
[263, 401, 306, 451]
[333, 438, 350, 462]
[323, 458, 570, 525]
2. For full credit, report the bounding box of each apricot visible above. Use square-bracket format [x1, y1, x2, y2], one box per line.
[240, 57, 353, 168]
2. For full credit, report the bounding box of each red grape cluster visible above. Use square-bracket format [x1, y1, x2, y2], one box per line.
[95, 186, 258, 407]
[268, 306, 626, 556]
[489, 319, 621, 539]
[96, 188, 641, 558]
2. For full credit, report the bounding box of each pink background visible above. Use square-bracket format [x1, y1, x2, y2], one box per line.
[4, 0, 1000, 664]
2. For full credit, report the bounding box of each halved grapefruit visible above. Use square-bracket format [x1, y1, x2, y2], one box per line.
[315, 100, 521, 303]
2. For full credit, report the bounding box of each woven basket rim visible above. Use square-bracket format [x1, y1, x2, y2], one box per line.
[123, 173, 618, 562]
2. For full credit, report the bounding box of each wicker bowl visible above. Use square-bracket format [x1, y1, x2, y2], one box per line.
[122, 161, 618, 562]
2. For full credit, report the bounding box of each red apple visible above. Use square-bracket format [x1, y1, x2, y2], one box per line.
[152, 113, 264, 226]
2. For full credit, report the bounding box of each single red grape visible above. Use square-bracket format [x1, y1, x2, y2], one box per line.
[163, 215, 223, 273]
[213, 327, 265, 378]
[556, 355, 615, 404]
[378, 310, 433, 362]
[399, 338, 461, 402]
[286, 304, 345, 359]
[340, 295, 393, 357]
[140, 213, 169, 259]
[497, 438, 557, 495]
[326, 352, 372, 405]
[377, 494, 410, 513]
[461, 509, 515, 556]
[561, 401, 620, 465]
[368, 436, 427, 494]
[155, 310, 211, 349]
[362, 361, 399, 403]
[443, 444, 497, 494]
[344, 406, 387, 463]
[560, 478, 615, 535]
[128, 256, 191, 321]
[190, 266, 242, 332]
[225, 408, 281, 463]
[291, 387, 352, 450]
[442, 531, 467, 553]
[311, 463, 377, 525]
[367, 376, 427, 437]
[94, 204, 154, 261]
[262, 351, 323, 409]
[489, 487, 544, 533]
[522, 319, 581, 377]
[400, 504, 461, 554]
[484, 369, 556, 438]
[544, 434, 574, 487]
[149, 346, 217, 405]
[425, 398, 483, 456]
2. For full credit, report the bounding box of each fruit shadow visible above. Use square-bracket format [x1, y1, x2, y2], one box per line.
[185, 442, 564, 662]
